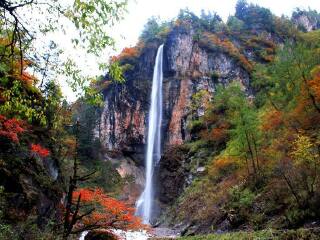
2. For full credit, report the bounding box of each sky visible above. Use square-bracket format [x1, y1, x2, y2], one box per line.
[112, 0, 320, 50]
[59, 0, 320, 101]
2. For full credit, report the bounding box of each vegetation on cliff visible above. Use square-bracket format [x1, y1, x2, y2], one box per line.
[93, 0, 320, 236]
[0, 0, 146, 239]
[1, 0, 320, 239]
[166, 27, 320, 235]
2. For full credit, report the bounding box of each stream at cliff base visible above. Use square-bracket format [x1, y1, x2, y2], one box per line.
[79, 227, 180, 240]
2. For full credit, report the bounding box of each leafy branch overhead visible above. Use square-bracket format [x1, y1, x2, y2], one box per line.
[0, 0, 128, 97]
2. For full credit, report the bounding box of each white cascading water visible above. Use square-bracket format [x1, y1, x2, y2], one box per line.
[136, 44, 164, 224]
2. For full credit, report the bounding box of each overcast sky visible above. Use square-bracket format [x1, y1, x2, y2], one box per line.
[61, 0, 320, 101]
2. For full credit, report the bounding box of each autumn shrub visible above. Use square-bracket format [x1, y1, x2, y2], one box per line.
[226, 186, 256, 226]
[71, 188, 144, 232]
[0, 115, 25, 142]
[188, 119, 205, 135]
[200, 124, 229, 145]
[30, 143, 50, 158]
[200, 32, 253, 72]
[175, 179, 227, 225]
[284, 208, 312, 227]
[186, 139, 208, 154]
[208, 156, 239, 182]
[111, 46, 140, 63]
[228, 187, 255, 209]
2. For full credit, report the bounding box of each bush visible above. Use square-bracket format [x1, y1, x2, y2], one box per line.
[227, 16, 245, 32]
[188, 119, 205, 133]
[235, 0, 275, 32]
[140, 16, 171, 42]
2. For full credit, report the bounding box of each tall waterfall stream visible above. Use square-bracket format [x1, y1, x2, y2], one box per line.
[80, 45, 171, 240]
[136, 44, 164, 224]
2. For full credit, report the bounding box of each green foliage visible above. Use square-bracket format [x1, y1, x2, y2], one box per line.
[253, 39, 320, 110]
[235, 0, 275, 32]
[0, 0, 128, 101]
[170, 228, 320, 240]
[109, 61, 125, 83]
[228, 186, 255, 209]
[68, 0, 127, 55]
[139, 16, 171, 42]
[0, 223, 16, 240]
[227, 16, 245, 32]
[290, 134, 318, 165]
[199, 10, 223, 32]
[190, 90, 209, 116]
[0, 80, 46, 125]
[186, 140, 209, 154]
[84, 161, 123, 194]
[187, 119, 205, 133]
[72, 100, 102, 166]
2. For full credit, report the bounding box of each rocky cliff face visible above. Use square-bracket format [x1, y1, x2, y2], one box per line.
[292, 11, 320, 32]
[97, 23, 255, 209]
[98, 25, 250, 160]
[0, 154, 63, 227]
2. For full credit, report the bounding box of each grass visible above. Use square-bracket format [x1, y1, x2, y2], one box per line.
[151, 228, 320, 240]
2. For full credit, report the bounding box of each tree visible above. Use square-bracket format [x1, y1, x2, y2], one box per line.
[235, 0, 275, 32]
[139, 16, 170, 42]
[214, 83, 261, 176]
[0, 0, 127, 97]
[72, 188, 143, 232]
[254, 39, 320, 115]
[0, 114, 25, 142]
[62, 121, 143, 238]
[227, 16, 245, 32]
[199, 10, 222, 32]
[235, 0, 248, 20]
[63, 120, 96, 239]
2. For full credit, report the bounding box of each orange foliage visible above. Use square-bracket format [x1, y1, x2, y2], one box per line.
[0, 115, 25, 142]
[202, 32, 253, 72]
[211, 126, 228, 141]
[208, 155, 239, 178]
[261, 109, 282, 131]
[62, 137, 76, 158]
[30, 143, 50, 157]
[15, 71, 37, 85]
[200, 123, 229, 144]
[214, 156, 236, 169]
[308, 66, 320, 103]
[248, 36, 276, 49]
[9, 58, 37, 85]
[288, 91, 320, 130]
[72, 188, 145, 231]
[111, 46, 140, 62]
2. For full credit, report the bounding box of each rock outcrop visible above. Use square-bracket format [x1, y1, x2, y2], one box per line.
[0, 155, 63, 227]
[96, 22, 265, 217]
[98, 25, 250, 160]
[292, 10, 320, 32]
[94, 7, 320, 234]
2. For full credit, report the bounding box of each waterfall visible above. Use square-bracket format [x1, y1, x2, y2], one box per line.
[136, 44, 164, 224]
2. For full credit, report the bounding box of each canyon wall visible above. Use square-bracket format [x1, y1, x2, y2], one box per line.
[98, 25, 250, 162]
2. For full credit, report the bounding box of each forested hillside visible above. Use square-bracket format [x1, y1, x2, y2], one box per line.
[0, 1, 145, 239]
[96, 0, 320, 237]
[1, 0, 320, 239]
